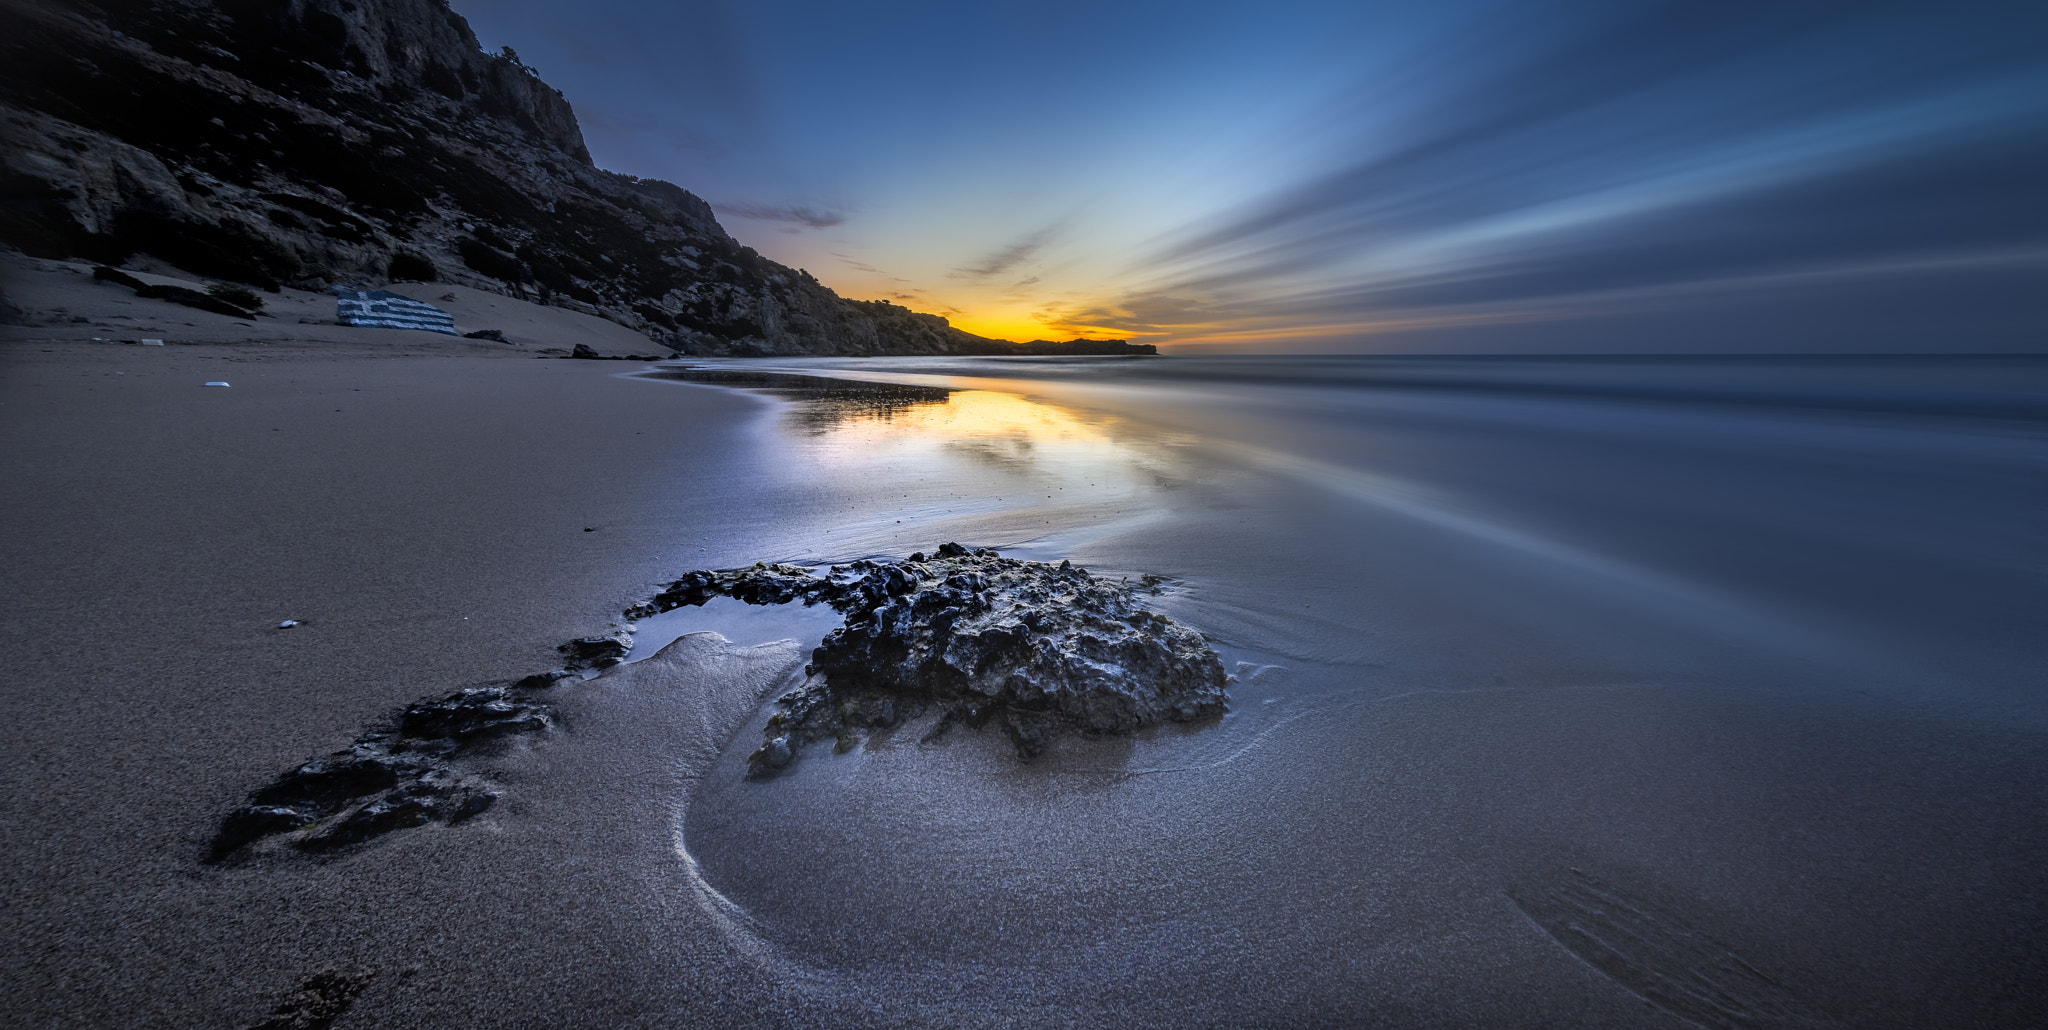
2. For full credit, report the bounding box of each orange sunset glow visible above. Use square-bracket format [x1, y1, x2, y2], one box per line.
[936, 308, 1146, 345]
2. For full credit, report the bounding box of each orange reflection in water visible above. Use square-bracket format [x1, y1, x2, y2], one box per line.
[793, 383, 1192, 501]
[817, 388, 1119, 463]
[764, 377, 1190, 546]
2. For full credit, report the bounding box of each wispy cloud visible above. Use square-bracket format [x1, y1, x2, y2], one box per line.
[950, 227, 1057, 279]
[834, 254, 912, 283]
[468, 0, 2043, 352]
[715, 202, 847, 228]
[1086, 1, 2048, 350]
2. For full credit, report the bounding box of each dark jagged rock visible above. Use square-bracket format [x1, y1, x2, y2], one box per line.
[397, 685, 549, 741]
[0, 0, 1125, 357]
[632, 544, 1228, 773]
[207, 684, 548, 861]
[461, 328, 507, 342]
[93, 264, 260, 316]
[241, 968, 375, 1030]
[91, 264, 146, 290]
[134, 282, 257, 317]
[511, 669, 574, 691]
[212, 805, 312, 855]
[623, 562, 821, 621]
[557, 631, 628, 671]
[558, 343, 663, 360]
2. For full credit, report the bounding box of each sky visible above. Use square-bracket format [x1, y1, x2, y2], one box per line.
[458, 0, 2047, 352]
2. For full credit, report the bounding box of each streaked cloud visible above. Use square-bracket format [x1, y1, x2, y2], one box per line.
[714, 202, 847, 228]
[950, 227, 1058, 280]
[462, 0, 2048, 350]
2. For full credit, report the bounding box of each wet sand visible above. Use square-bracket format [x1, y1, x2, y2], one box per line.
[665, 356, 2048, 1028]
[4, 266, 2045, 1030]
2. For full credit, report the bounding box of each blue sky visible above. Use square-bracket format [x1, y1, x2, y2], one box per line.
[460, 0, 2047, 351]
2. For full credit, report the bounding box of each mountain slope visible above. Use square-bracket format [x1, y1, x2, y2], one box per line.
[0, 0, 1151, 356]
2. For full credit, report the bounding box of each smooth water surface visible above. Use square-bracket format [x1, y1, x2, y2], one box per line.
[637, 354, 2046, 1028]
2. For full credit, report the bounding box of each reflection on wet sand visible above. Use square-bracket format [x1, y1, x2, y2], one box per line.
[642, 366, 1177, 499]
[637, 368, 955, 433]
[652, 355, 2047, 1028]
[822, 388, 1127, 471]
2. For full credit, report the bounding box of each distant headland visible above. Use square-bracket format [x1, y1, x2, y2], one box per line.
[0, 0, 1153, 357]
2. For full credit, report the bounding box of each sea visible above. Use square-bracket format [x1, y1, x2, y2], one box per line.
[632, 352, 2045, 1027]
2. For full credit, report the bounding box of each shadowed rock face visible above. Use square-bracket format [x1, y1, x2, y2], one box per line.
[632, 543, 1230, 772]
[0, 0, 1158, 355]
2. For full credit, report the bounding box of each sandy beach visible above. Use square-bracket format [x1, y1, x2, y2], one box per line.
[4, 255, 2046, 1027]
[1, 258, 797, 1024]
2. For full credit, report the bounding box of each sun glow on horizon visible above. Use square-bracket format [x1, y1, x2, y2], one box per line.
[946, 311, 1145, 345]
[846, 296, 1152, 345]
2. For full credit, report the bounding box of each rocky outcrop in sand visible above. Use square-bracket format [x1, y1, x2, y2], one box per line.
[632, 544, 1231, 772]
[208, 682, 554, 860]
[208, 544, 1222, 856]
[0, 0, 1153, 356]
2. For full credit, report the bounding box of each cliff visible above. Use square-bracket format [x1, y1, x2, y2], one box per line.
[0, 0, 1154, 356]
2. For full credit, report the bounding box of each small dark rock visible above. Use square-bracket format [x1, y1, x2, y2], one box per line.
[140, 283, 257, 317]
[558, 632, 629, 671]
[207, 282, 265, 311]
[512, 670, 574, 690]
[93, 266, 260, 317]
[397, 686, 549, 742]
[570, 343, 601, 359]
[242, 969, 375, 1030]
[210, 805, 311, 860]
[462, 328, 508, 342]
[624, 563, 820, 620]
[93, 265, 147, 290]
[207, 680, 556, 860]
[303, 786, 437, 850]
[750, 735, 793, 771]
[251, 753, 414, 810]
[447, 790, 497, 823]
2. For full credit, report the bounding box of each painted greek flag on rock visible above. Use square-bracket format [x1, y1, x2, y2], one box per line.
[335, 289, 458, 335]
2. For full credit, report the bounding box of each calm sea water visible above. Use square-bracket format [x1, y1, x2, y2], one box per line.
[641, 353, 2046, 704]
[640, 353, 2047, 1027]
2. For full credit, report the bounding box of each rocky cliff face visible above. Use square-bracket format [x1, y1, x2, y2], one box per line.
[0, 0, 1149, 356]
